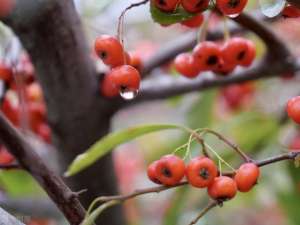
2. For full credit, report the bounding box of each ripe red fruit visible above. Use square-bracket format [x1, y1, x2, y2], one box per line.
[282, 4, 300, 18]
[129, 52, 143, 71]
[0, 0, 15, 17]
[216, 0, 248, 16]
[239, 40, 256, 67]
[100, 73, 119, 98]
[221, 37, 250, 66]
[181, 14, 204, 28]
[0, 62, 13, 82]
[26, 83, 44, 102]
[289, 134, 300, 151]
[36, 123, 52, 143]
[193, 41, 222, 71]
[155, 154, 185, 186]
[1, 97, 20, 126]
[207, 176, 237, 200]
[213, 60, 236, 76]
[174, 53, 201, 78]
[0, 146, 14, 165]
[94, 35, 125, 67]
[186, 157, 218, 188]
[147, 160, 161, 184]
[287, 96, 300, 124]
[181, 0, 209, 13]
[110, 65, 140, 92]
[234, 163, 260, 192]
[152, 0, 180, 12]
[28, 102, 46, 132]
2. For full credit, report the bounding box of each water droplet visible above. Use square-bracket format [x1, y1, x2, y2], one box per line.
[120, 88, 139, 100]
[227, 13, 240, 18]
[259, 0, 286, 17]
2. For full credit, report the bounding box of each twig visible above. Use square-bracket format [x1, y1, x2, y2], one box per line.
[201, 128, 251, 162]
[0, 163, 21, 170]
[188, 201, 219, 225]
[95, 151, 300, 203]
[0, 112, 86, 225]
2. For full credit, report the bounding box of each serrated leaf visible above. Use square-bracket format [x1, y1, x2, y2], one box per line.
[65, 124, 183, 176]
[150, 4, 196, 25]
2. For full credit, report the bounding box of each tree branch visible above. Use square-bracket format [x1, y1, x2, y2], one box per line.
[0, 112, 85, 225]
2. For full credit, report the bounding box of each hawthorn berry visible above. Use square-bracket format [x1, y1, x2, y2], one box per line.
[26, 83, 43, 102]
[36, 123, 52, 143]
[221, 37, 250, 66]
[147, 160, 162, 184]
[174, 53, 201, 78]
[239, 40, 256, 67]
[287, 96, 300, 124]
[289, 134, 300, 150]
[282, 4, 300, 18]
[186, 157, 218, 188]
[193, 41, 222, 71]
[100, 73, 119, 98]
[1, 97, 20, 126]
[207, 176, 237, 200]
[181, 0, 209, 13]
[234, 163, 260, 192]
[129, 52, 143, 71]
[181, 14, 204, 28]
[94, 35, 125, 67]
[213, 60, 236, 75]
[216, 0, 248, 16]
[152, 0, 180, 12]
[0, 146, 14, 165]
[155, 154, 185, 186]
[0, 0, 15, 18]
[0, 62, 13, 82]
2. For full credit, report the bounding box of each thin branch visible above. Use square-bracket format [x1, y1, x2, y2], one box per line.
[188, 201, 219, 225]
[96, 151, 300, 203]
[0, 163, 20, 170]
[0, 112, 85, 225]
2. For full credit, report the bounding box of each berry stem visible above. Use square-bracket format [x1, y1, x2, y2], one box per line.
[198, 12, 212, 42]
[223, 16, 230, 41]
[200, 128, 252, 162]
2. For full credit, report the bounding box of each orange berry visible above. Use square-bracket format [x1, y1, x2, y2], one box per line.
[234, 163, 260, 192]
[208, 176, 237, 200]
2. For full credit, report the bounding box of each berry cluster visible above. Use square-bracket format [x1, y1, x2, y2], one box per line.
[148, 154, 260, 201]
[94, 35, 142, 99]
[174, 37, 256, 78]
[282, 3, 300, 18]
[152, 0, 248, 18]
[0, 57, 52, 143]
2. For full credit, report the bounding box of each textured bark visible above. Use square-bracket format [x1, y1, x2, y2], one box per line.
[4, 0, 125, 224]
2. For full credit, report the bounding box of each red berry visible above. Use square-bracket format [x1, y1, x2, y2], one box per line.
[181, 0, 209, 13]
[221, 37, 249, 66]
[193, 41, 222, 71]
[174, 53, 201, 78]
[94, 35, 125, 67]
[207, 176, 237, 200]
[0, 0, 15, 17]
[0, 62, 13, 82]
[155, 154, 185, 186]
[234, 163, 260, 192]
[239, 40, 256, 67]
[186, 157, 218, 188]
[100, 73, 119, 98]
[1, 97, 20, 126]
[287, 96, 300, 124]
[289, 134, 300, 151]
[26, 83, 44, 102]
[28, 102, 46, 132]
[213, 60, 236, 76]
[36, 123, 52, 143]
[282, 4, 300, 18]
[129, 52, 143, 71]
[216, 0, 248, 16]
[0, 146, 14, 165]
[152, 0, 180, 12]
[181, 14, 204, 28]
[147, 160, 162, 184]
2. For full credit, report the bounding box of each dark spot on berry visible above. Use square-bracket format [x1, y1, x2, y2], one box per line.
[199, 168, 210, 179]
[158, 0, 166, 6]
[228, 0, 240, 8]
[195, 0, 205, 8]
[120, 85, 128, 92]
[237, 51, 246, 60]
[207, 55, 218, 65]
[99, 51, 107, 59]
[162, 167, 172, 177]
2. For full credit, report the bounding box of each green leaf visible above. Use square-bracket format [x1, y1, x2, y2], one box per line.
[150, 4, 196, 25]
[65, 124, 183, 176]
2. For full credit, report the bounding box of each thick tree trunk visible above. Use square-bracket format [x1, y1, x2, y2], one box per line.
[4, 0, 125, 224]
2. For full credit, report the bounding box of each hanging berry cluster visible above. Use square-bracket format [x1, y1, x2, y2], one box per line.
[148, 154, 260, 201]
[94, 35, 141, 100]
[174, 37, 256, 78]
[0, 56, 52, 165]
